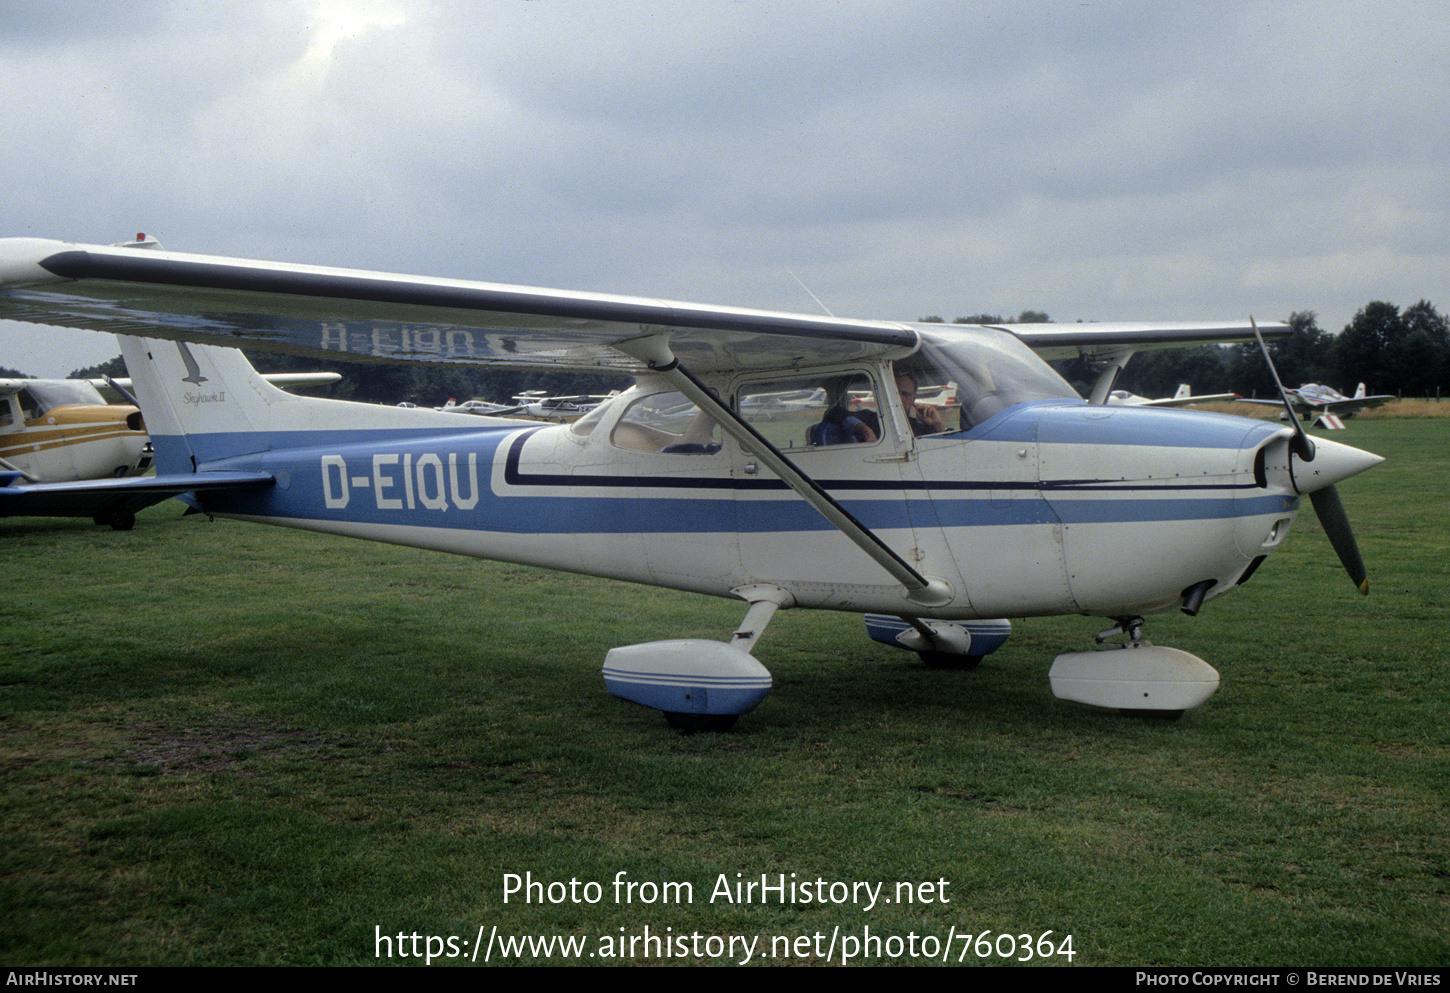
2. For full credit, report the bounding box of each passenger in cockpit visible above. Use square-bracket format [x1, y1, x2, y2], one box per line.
[809, 375, 879, 445]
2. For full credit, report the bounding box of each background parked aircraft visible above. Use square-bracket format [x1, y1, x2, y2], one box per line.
[1106, 383, 1239, 407]
[1240, 382, 1394, 428]
[1, 362, 339, 528]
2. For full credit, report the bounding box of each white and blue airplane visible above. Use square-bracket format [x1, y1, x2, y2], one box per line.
[0, 236, 1382, 727]
[1240, 381, 1395, 428]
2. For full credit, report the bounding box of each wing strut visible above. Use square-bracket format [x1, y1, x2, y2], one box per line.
[1087, 347, 1135, 404]
[618, 336, 953, 609]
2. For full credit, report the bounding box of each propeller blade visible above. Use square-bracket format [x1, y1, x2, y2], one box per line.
[1251, 317, 1315, 462]
[1250, 320, 1377, 596]
[1309, 484, 1369, 595]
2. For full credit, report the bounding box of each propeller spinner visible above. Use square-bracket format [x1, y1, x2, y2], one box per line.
[1253, 318, 1381, 594]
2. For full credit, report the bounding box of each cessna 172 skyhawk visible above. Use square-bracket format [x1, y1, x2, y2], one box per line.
[0, 236, 1382, 726]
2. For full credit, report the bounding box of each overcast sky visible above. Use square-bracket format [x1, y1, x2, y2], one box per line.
[3, 0, 1446, 377]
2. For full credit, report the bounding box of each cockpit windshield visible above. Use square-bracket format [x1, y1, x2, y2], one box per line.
[17, 381, 109, 419]
[899, 326, 1081, 430]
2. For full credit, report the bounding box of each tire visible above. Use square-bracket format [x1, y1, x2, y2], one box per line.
[1118, 708, 1184, 721]
[919, 652, 982, 670]
[664, 712, 739, 733]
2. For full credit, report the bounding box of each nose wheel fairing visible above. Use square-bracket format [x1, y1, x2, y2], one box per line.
[1049, 644, 1219, 717]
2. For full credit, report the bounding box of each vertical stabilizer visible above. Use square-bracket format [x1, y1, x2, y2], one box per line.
[118, 336, 289, 472]
[117, 335, 498, 475]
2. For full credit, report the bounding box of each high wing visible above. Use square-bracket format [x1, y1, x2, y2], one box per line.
[1, 238, 1286, 377]
[1007, 321, 1288, 362]
[0, 239, 918, 375]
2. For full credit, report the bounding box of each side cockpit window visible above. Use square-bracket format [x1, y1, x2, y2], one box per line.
[610, 391, 722, 454]
[889, 363, 962, 436]
[16, 388, 44, 423]
[737, 371, 880, 450]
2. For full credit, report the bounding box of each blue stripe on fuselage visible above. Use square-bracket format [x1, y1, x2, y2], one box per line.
[161, 410, 1291, 536]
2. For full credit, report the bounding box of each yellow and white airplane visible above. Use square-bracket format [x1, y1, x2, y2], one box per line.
[1, 355, 339, 529]
[1, 375, 150, 481]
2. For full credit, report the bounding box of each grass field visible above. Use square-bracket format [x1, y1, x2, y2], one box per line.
[2, 419, 1446, 966]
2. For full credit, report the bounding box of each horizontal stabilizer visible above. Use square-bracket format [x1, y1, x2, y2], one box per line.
[0, 471, 273, 519]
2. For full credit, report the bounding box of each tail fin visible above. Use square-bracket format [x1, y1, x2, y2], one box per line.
[116, 336, 472, 474]
[1355, 382, 1366, 398]
[118, 336, 299, 473]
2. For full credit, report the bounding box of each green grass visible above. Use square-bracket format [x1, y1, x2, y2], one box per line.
[2, 420, 1447, 966]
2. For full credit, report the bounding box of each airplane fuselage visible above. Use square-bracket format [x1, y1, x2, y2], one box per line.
[0, 393, 149, 483]
[190, 387, 1299, 622]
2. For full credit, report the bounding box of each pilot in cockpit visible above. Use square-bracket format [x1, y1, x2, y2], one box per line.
[895, 370, 947, 436]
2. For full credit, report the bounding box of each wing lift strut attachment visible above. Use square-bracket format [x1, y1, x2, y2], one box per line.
[1086, 347, 1135, 405]
[601, 334, 956, 732]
